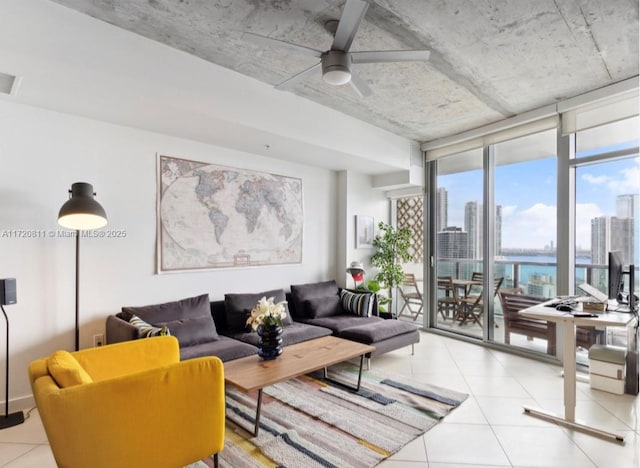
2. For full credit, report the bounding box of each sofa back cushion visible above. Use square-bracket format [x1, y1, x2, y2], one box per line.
[121, 293, 218, 347]
[48, 350, 93, 388]
[224, 288, 293, 333]
[305, 294, 342, 318]
[290, 280, 339, 319]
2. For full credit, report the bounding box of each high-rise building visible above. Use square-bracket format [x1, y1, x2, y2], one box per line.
[591, 215, 634, 289]
[464, 201, 503, 259]
[591, 216, 634, 264]
[617, 194, 638, 218]
[465, 201, 481, 259]
[437, 227, 469, 259]
[616, 193, 639, 265]
[436, 187, 448, 232]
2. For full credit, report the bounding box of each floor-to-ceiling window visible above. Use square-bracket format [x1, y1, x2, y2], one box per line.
[573, 116, 639, 295]
[422, 81, 638, 362]
[493, 129, 558, 353]
[573, 116, 639, 356]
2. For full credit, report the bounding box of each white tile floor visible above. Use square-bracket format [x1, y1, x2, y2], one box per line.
[0, 330, 638, 467]
[378, 331, 640, 468]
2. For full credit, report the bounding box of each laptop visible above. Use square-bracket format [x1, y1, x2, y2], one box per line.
[578, 282, 609, 303]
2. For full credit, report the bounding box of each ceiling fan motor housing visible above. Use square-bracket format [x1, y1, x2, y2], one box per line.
[322, 50, 352, 85]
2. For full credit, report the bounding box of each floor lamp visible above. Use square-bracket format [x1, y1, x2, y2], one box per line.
[58, 182, 108, 351]
[0, 278, 23, 429]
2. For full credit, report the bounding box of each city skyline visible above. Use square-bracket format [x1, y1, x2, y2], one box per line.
[438, 156, 639, 252]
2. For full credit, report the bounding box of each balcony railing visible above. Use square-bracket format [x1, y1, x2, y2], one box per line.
[435, 258, 612, 299]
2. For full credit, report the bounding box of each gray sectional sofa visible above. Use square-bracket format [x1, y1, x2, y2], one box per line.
[106, 280, 420, 365]
[289, 280, 420, 359]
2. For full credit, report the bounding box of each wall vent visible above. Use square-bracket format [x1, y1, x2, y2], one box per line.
[0, 72, 17, 95]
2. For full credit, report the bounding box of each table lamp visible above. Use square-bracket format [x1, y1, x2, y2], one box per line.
[346, 261, 365, 289]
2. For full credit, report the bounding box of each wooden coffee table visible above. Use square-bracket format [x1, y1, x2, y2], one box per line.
[224, 335, 375, 436]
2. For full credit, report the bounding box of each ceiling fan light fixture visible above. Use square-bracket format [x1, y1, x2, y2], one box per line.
[322, 50, 352, 85]
[323, 67, 351, 85]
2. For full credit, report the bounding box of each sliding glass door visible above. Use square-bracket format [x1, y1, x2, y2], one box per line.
[433, 148, 484, 338]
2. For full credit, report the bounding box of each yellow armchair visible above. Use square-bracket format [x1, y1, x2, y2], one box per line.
[28, 336, 225, 468]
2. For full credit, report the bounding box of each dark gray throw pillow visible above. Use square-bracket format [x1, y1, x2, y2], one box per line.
[290, 280, 339, 318]
[225, 288, 293, 333]
[121, 293, 218, 346]
[305, 295, 342, 318]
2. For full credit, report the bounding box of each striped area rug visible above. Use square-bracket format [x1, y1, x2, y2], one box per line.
[196, 364, 468, 468]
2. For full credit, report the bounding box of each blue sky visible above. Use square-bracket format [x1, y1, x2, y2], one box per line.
[439, 155, 639, 250]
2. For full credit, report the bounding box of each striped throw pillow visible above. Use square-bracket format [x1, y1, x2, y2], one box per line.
[129, 314, 171, 338]
[340, 290, 374, 317]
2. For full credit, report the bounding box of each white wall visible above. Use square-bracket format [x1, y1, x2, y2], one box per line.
[0, 100, 337, 405]
[337, 171, 390, 288]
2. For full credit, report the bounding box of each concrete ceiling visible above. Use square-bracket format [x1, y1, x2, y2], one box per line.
[49, 0, 638, 143]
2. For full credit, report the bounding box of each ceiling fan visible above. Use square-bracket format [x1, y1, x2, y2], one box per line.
[243, 0, 430, 97]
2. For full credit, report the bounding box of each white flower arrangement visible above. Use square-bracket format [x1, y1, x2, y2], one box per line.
[246, 296, 288, 331]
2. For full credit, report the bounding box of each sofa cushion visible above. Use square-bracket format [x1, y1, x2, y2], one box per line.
[301, 314, 384, 334]
[47, 350, 93, 388]
[339, 320, 419, 344]
[224, 288, 293, 333]
[305, 295, 342, 318]
[340, 290, 374, 317]
[228, 322, 332, 347]
[290, 280, 339, 318]
[179, 336, 258, 362]
[121, 294, 218, 347]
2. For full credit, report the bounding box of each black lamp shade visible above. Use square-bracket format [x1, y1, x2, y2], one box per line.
[58, 182, 107, 230]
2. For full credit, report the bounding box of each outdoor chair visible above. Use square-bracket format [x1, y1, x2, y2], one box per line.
[459, 275, 504, 326]
[498, 288, 557, 355]
[437, 276, 459, 321]
[498, 288, 599, 354]
[398, 273, 423, 320]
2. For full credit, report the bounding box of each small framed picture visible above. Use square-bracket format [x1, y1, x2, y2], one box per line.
[355, 215, 374, 249]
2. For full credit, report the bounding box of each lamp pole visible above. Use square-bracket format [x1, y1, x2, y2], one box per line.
[0, 304, 24, 429]
[75, 230, 80, 351]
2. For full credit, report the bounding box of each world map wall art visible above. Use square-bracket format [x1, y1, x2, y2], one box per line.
[157, 155, 303, 272]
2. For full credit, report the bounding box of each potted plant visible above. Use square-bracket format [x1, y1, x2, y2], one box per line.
[357, 278, 392, 313]
[370, 222, 413, 317]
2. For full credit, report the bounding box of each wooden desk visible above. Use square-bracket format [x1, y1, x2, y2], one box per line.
[519, 302, 638, 443]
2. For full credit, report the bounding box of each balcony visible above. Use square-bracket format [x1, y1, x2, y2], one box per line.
[400, 259, 631, 357]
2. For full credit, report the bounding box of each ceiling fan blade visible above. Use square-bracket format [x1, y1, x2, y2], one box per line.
[351, 50, 431, 64]
[243, 32, 323, 58]
[349, 71, 372, 98]
[332, 0, 370, 52]
[275, 62, 322, 91]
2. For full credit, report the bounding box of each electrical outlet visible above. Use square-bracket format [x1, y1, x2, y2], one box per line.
[93, 334, 104, 347]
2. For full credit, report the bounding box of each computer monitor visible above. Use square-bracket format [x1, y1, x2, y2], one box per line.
[608, 251, 624, 300]
[609, 250, 638, 312]
[629, 266, 637, 312]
